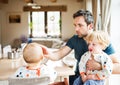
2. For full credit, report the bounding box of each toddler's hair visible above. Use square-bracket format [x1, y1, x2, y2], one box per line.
[86, 31, 110, 49]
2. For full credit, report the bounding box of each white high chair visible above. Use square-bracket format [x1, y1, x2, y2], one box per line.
[8, 76, 50, 85]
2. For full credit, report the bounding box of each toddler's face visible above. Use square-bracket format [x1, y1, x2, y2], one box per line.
[88, 40, 103, 54]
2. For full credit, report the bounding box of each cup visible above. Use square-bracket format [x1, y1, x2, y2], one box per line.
[8, 52, 20, 59]
[8, 52, 14, 59]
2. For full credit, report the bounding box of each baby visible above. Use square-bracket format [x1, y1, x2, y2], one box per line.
[13, 42, 57, 82]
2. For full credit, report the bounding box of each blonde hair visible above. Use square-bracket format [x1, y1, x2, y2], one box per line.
[23, 43, 43, 64]
[86, 31, 110, 49]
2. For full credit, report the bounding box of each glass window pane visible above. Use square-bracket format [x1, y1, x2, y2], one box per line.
[47, 11, 60, 37]
[32, 12, 45, 37]
[29, 11, 61, 38]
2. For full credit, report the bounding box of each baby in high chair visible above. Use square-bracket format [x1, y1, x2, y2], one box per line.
[12, 42, 57, 82]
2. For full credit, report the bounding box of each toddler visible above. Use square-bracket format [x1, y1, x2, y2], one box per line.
[73, 31, 113, 85]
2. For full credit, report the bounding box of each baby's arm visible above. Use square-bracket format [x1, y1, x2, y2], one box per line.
[79, 52, 90, 82]
[80, 72, 87, 82]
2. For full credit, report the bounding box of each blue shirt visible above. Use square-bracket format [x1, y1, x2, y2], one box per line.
[66, 35, 115, 73]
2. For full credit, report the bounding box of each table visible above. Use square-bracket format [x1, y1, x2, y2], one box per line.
[0, 56, 75, 81]
[0, 57, 25, 80]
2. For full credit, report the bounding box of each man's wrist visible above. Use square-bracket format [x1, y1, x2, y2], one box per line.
[96, 63, 102, 70]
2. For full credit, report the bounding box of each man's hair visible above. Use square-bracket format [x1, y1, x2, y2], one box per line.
[73, 9, 94, 25]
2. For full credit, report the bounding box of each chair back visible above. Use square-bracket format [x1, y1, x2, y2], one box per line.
[8, 76, 50, 85]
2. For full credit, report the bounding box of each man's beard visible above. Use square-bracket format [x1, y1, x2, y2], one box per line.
[78, 33, 87, 38]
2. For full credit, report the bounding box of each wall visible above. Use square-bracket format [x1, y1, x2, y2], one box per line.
[111, 0, 120, 54]
[0, 0, 29, 46]
[0, 0, 84, 46]
[0, 10, 1, 44]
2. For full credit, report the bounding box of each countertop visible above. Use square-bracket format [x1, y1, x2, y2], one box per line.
[0, 57, 75, 80]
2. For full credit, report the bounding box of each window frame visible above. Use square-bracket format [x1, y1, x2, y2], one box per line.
[29, 11, 62, 38]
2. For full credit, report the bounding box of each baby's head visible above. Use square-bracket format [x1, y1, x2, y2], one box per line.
[23, 43, 44, 65]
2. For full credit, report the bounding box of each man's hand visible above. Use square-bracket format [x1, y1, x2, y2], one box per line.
[40, 45, 49, 55]
[86, 59, 102, 71]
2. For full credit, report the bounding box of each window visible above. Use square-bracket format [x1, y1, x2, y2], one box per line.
[29, 11, 61, 38]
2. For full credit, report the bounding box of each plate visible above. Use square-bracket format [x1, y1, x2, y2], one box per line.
[62, 52, 77, 66]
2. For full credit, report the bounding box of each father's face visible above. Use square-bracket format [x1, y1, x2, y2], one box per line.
[73, 16, 90, 38]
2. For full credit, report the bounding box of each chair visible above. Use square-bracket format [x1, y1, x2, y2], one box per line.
[8, 76, 50, 85]
[49, 78, 69, 85]
[3, 45, 12, 58]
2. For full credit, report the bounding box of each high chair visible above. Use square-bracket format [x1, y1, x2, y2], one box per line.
[8, 76, 50, 85]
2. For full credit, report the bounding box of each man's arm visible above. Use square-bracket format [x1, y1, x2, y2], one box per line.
[44, 46, 72, 61]
[86, 54, 120, 74]
[86, 59, 102, 71]
[110, 54, 120, 74]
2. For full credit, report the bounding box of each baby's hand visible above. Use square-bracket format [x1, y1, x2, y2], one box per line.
[86, 74, 98, 80]
[81, 74, 87, 83]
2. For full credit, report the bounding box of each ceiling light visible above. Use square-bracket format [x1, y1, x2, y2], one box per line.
[27, 2, 37, 6]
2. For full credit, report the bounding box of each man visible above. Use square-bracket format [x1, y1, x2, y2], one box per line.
[44, 9, 120, 85]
